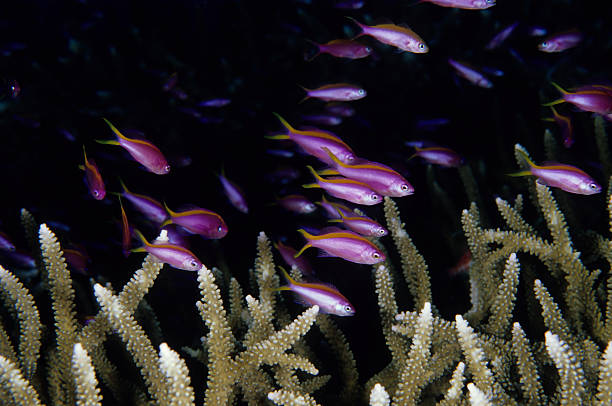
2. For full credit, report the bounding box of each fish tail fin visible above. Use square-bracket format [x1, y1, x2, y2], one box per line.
[95, 139, 120, 146]
[264, 134, 291, 140]
[162, 202, 177, 218]
[102, 117, 127, 141]
[542, 98, 565, 107]
[514, 147, 537, 169]
[297, 86, 310, 104]
[541, 117, 555, 122]
[328, 219, 343, 223]
[272, 112, 298, 134]
[507, 170, 533, 177]
[132, 229, 150, 248]
[321, 147, 345, 168]
[550, 81, 569, 95]
[293, 242, 312, 259]
[335, 207, 347, 219]
[304, 40, 321, 62]
[118, 178, 129, 194]
[82, 145, 88, 163]
[302, 183, 321, 189]
[345, 16, 364, 38]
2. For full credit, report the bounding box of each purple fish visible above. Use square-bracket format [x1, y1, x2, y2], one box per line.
[64, 247, 90, 275]
[133, 230, 202, 271]
[333, 0, 364, 9]
[295, 228, 385, 264]
[162, 204, 228, 239]
[329, 208, 388, 237]
[527, 26, 547, 36]
[316, 195, 355, 219]
[300, 83, 366, 103]
[510, 147, 601, 195]
[277, 267, 354, 316]
[100, 119, 170, 175]
[117, 180, 168, 224]
[303, 166, 382, 206]
[277, 194, 317, 214]
[268, 113, 356, 165]
[0, 231, 16, 251]
[324, 148, 414, 197]
[485, 22, 518, 50]
[419, 0, 495, 9]
[159, 224, 191, 249]
[543, 107, 573, 148]
[410, 146, 464, 167]
[307, 39, 372, 61]
[81, 146, 106, 200]
[219, 171, 248, 214]
[301, 114, 343, 126]
[545, 82, 612, 115]
[538, 30, 583, 53]
[347, 17, 428, 53]
[448, 59, 492, 89]
[274, 241, 314, 276]
[198, 98, 231, 108]
[1, 250, 36, 269]
[325, 103, 355, 117]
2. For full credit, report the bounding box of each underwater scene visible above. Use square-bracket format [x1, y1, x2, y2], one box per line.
[2, 0, 612, 404]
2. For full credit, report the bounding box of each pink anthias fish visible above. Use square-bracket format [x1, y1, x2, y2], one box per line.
[306, 39, 372, 61]
[419, 0, 495, 9]
[448, 59, 493, 89]
[544, 82, 612, 115]
[301, 114, 342, 126]
[300, 83, 367, 102]
[325, 102, 355, 117]
[80, 146, 106, 200]
[100, 118, 170, 175]
[115, 179, 168, 224]
[162, 204, 228, 239]
[276, 194, 317, 214]
[323, 148, 414, 197]
[268, 113, 356, 165]
[218, 170, 248, 214]
[543, 106, 573, 148]
[329, 207, 388, 237]
[409, 146, 464, 167]
[485, 21, 518, 50]
[316, 195, 355, 219]
[303, 165, 383, 206]
[133, 230, 202, 271]
[295, 228, 385, 265]
[277, 267, 354, 316]
[347, 17, 429, 53]
[274, 241, 314, 276]
[509, 147, 601, 195]
[538, 30, 583, 53]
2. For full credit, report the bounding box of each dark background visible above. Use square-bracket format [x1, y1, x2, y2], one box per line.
[1, 0, 612, 402]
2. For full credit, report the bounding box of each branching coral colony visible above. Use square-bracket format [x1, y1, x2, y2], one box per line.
[4, 123, 612, 405]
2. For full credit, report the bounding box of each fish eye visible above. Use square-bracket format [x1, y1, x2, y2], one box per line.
[93, 190, 99, 197]
[589, 183, 599, 190]
[344, 305, 353, 313]
[378, 229, 386, 235]
[401, 184, 409, 191]
[164, 164, 171, 172]
[190, 260, 199, 268]
[358, 89, 365, 95]
[540, 41, 548, 48]
[371, 194, 379, 201]
[365, 47, 372, 52]
[419, 43, 426, 50]
[372, 252, 380, 259]
[217, 226, 223, 232]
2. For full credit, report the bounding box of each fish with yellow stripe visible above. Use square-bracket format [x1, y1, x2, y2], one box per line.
[132, 229, 202, 271]
[162, 204, 228, 239]
[295, 228, 385, 264]
[509, 146, 601, 195]
[303, 165, 382, 205]
[277, 267, 355, 316]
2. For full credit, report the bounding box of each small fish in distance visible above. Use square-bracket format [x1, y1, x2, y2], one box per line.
[162, 204, 228, 239]
[0, 231, 16, 251]
[538, 30, 583, 53]
[346, 17, 428, 53]
[132, 230, 202, 271]
[80, 145, 106, 200]
[448, 59, 493, 89]
[99, 118, 170, 175]
[419, 0, 495, 9]
[542, 107, 573, 148]
[276, 194, 317, 214]
[509, 146, 601, 195]
[277, 266, 355, 316]
[218, 169, 248, 214]
[295, 228, 385, 265]
[409, 146, 464, 167]
[306, 39, 372, 61]
[300, 83, 366, 103]
[485, 21, 518, 50]
[114, 179, 168, 224]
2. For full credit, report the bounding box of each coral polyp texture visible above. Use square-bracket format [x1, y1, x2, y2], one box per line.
[4, 152, 612, 404]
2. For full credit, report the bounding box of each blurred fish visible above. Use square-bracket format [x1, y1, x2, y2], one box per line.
[100, 118, 170, 175]
[448, 59, 492, 88]
[162, 204, 228, 239]
[347, 17, 428, 53]
[409, 146, 464, 167]
[544, 82, 612, 115]
[0, 250, 36, 269]
[448, 250, 472, 276]
[509, 147, 601, 195]
[333, 0, 364, 9]
[329, 208, 388, 237]
[301, 114, 342, 126]
[316, 195, 355, 219]
[118, 197, 131, 257]
[527, 26, 547, 36]
[295, 228, 385, 264]
[325, 103, 355, 117]
[277, 266, 355, 316]
[276, 194, 317, 214]
[538, 30, 583, 53]
[64, 247, 90, 275]
[80, 146, 106, 200]
[485, 22, 518, 50]
[414, 118, 450, 131]
[159, 224, 191, 249]
[177, 107, 202, 119]
[219, 170, 248, 214]
[133, 229, 202, 271]
[0, 231, 16, 251]
[170, 87, 188, 100]
[265, 166, 301, 184]
[266, 149, 295, 158]
[13, 115, 40, 128]
[303, 166, 383, 206]
[323, 148, 414, 197]
[300, 83, 366, 102]
[419, 0, 495, 9]
[306, 39, 372, 61]
[59, 128, 76, 142]
[115, 179, 168, 224]
[198, 98, 231, 107]
[268, 113, 356, 165]
[274, 241, 314, 276]
[198, 116, 224, 124]
[543, 107, 574, 148]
